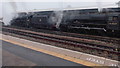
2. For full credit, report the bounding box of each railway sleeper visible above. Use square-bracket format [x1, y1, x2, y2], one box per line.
[2, 28, 119, 61]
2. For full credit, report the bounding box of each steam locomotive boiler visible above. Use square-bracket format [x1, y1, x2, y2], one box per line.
[59, 8, 120, 36]
[11, 11, 58, 30]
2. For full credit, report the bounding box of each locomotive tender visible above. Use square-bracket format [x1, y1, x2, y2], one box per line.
[10, 7, 120, 36]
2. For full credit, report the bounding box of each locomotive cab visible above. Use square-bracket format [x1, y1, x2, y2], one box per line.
[107, 14, 120, 32]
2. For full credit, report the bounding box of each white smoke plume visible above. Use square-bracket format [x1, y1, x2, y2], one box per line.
[9, 2, 17, 12]
[3, 1, 28, 25]
[49, 2, 64, 29]
[55, 11, 63, 28]
[3, 2, 18, 25]
[96, 0, 103, 12]
[19, 2, 28, 14]
[52, 10, 63, 28]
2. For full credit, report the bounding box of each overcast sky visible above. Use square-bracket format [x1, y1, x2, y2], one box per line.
[0, 0, 120, 18]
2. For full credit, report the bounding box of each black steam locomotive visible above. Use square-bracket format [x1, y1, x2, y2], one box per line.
[10, 7, 120, 36]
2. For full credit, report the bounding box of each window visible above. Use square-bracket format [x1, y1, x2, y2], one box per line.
[108, 17, 113, 21]
[113, 16, 118, 21]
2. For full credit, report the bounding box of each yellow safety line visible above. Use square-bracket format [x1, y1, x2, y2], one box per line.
[1, 38, 104, 67]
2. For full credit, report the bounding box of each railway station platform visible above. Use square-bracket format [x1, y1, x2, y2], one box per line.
[2, 40, 84, 66]
[0, 34, 119, 67]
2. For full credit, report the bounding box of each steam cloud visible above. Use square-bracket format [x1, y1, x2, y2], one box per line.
[51, 10, 63, 28]
[49, 2, 64, 29]
[3, 2, 28, 25]
[3, 2, 18, 25]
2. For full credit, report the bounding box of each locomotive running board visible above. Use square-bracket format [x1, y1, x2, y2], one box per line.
[71, 27, 107, 32]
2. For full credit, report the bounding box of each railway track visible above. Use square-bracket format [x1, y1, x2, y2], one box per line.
[2, 26, 119, 48]
[4, 26, 120, 44]
[2, 26, 120, 61]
